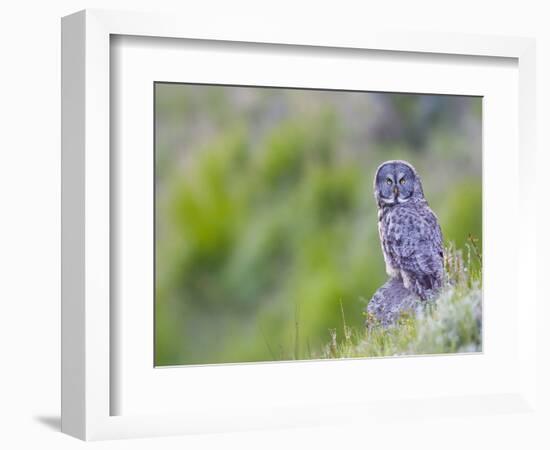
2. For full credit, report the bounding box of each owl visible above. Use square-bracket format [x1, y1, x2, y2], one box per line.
[373, 160, 444, 301]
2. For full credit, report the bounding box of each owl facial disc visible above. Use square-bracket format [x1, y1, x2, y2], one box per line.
[374, 160, 424, 207]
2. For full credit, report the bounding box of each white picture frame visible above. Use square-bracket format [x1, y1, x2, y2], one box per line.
[61, 9, 538, 441]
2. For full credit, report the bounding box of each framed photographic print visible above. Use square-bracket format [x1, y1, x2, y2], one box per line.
[61, 9, 538, 441]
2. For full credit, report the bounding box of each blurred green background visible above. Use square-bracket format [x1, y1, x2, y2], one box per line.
[154, 83, 482, 366]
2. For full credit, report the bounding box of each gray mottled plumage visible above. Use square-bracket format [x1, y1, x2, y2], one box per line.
[367, 160, 444, 326]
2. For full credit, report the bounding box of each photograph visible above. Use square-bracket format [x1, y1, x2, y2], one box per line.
[4, 1, 540, 446]
[154, 83, 482, 367]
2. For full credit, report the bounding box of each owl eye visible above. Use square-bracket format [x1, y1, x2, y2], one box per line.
[399, 178, 406, 185]
[386, 178, 393, 185]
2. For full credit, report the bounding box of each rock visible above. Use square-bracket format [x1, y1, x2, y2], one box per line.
[365, 278, 421, 328]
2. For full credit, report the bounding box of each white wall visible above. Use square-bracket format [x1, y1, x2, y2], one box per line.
[0, 1, 548, 449]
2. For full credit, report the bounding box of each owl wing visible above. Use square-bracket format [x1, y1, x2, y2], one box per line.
[386, 204, 444, 294]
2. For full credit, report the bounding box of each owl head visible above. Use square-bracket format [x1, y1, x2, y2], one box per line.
[374, 160, 425, 207]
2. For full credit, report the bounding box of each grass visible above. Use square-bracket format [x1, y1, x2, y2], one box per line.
[319, 239, 482, 359]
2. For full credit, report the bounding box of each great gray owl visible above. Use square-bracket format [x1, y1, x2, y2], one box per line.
[373, 160, 444, 301]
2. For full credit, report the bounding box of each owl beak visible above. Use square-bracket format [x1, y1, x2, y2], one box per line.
[393, 186, 399, 196]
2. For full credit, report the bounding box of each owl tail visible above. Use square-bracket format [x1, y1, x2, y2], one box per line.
[365, 277, 420, 328]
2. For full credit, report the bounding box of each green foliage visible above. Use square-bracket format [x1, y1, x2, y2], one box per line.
[442, 182, 483, 263]
[154, 85, 482, 366]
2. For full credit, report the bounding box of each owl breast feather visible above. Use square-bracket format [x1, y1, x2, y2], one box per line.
[380, 201, 444, 300]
